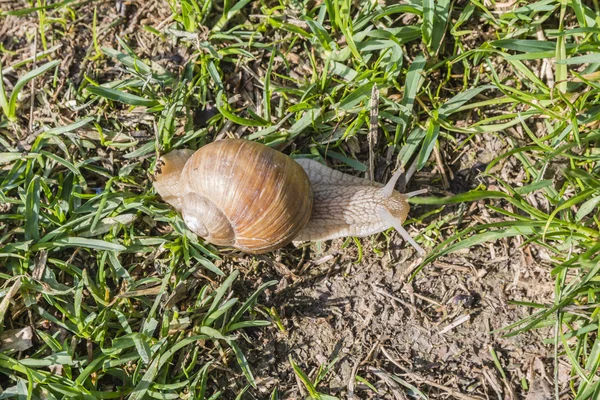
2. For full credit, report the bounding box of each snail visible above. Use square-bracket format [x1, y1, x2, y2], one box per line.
[153, 139, 425, 255]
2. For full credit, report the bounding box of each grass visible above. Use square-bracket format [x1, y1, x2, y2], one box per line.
[0, 0, 599, 398]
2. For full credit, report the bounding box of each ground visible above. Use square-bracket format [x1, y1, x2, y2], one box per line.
[233, 216, 561, 398]
[0, 0, 599, 399]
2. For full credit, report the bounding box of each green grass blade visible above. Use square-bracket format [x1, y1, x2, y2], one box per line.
[215, 91, 268, 127]
[7, 60, 60, 121]
[0, 62, 9, 118]
[401, 53, 426, 113]
[24, 176, 41, 242]
[227, 280, 277, 330]
[85, 86, 159, 107]
[32, 237, 126, 252]
[212, 0, 252, 32]
[289, 356, 320, 399]
[229, 340, 257, 388]
[556, 53, 600, 64]
[206, 270, 239, 318]
[416, 118, 439, 170]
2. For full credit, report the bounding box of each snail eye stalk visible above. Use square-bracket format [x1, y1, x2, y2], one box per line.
[381, 167, 405, 197]
[379, 208, 426, 256]
[405, 189, 428, 198]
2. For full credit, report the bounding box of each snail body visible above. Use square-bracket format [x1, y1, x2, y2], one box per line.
[292, 158, 410, 242]
[154, 139, 424, 255]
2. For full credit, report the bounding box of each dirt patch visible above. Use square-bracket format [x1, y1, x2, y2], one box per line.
[234, 235, 562, 399]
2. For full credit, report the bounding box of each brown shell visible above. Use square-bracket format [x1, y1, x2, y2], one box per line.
[174, 139, 313, 253]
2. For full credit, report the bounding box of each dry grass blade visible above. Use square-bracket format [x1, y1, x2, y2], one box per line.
[368, 83, 379, 182]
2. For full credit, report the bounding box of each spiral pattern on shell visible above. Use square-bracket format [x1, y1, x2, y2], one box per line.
[156, 139, 313, 254]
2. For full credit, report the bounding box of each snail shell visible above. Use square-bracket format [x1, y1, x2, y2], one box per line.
[154, 139, 313, 253]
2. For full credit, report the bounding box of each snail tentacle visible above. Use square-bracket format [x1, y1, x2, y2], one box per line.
[378, 208, 426, 256]
[381, 166, 404, 197]
[405, 189, 428, 198]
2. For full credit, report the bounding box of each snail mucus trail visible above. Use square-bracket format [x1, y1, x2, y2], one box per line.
[153, 139, 426, 255]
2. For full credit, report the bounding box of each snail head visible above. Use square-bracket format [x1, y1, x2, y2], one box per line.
[378, 167, 427, 256]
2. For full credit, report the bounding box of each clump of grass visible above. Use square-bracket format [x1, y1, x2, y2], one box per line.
[407, 1, 600, 397]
